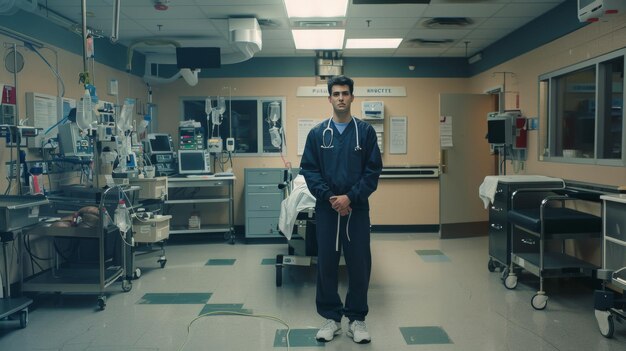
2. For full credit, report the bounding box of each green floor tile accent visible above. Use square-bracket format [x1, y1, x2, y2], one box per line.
[137, 293, 212, 305]
[416, 250, 450, 262]
[274, 329, 324, 348]
[198, 303, 252, 316]
[400, 326, 453, 345]
[261, 258, 277, 265]
[416, 249, 444, 256]
[206, 258, 236, 266]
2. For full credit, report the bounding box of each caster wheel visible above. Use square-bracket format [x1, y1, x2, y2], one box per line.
[531, 293, 548, 310]
[19, 310, 28, 328]
[133, 268, 142, 279]
[488, 259, 496, 272]
[122, 280, 132, 292]
[97, 297, 107, 310]
[276, 254, 283, 287]
[595, 310, 615, 338]
[504, 274, 518, 290]
[159, 258, 167, 268]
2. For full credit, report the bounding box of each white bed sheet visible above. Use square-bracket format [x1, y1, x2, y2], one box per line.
[278, 175, 316, 240]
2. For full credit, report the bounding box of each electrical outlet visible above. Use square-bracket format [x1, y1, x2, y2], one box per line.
[5, 162, 20, 178]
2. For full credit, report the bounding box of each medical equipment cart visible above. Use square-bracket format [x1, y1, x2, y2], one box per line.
[0, 195, 49, 328]
[505, 186, 602, 310]
[482, 176, 564, 277]
[21, 186, 135, 310]
[165, 175, 235, 244]
[594, 194, 626, 337]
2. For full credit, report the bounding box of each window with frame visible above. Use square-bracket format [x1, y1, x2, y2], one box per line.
[538, 49, 625, 165]
[181, 97, 286, 155]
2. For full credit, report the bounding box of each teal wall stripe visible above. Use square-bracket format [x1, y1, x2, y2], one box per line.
[1, 9, 145, 77]
[468, 0, 586, 76]
[156, 56, 468, 78]
[345, 57, 468, 77]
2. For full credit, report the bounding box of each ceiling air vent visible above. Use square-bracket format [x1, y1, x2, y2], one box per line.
[404, 38, 455, 47]
[293, 20, 345, 28]
[423, 17, 473, 28]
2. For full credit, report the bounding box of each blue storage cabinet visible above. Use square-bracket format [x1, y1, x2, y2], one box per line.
[245, 168, 284, 239]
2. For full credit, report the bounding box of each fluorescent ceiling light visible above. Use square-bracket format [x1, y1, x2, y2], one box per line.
[345, 38, 403, 49]
[284, 0, 348, 18]
[292, 29, 345, 50]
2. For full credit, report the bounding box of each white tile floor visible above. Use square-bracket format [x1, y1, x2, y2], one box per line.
[0, 233, 624, 351]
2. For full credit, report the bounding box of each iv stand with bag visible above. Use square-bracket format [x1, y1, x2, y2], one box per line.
[268, 101, 282, 148]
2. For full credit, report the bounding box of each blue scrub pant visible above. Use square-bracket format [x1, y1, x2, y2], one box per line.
[315, 206, 371, 322]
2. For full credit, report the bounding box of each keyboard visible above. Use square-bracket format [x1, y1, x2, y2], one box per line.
[185, 174, 214, 178]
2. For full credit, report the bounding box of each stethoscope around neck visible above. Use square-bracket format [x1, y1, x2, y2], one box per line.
[321, 117, 362, 151]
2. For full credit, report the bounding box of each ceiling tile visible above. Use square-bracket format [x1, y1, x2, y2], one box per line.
[423, 3, 506, 17]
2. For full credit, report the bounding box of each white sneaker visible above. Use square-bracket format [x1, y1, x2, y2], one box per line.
[347, 320, 371, 344]
[315, 319, 341, 342]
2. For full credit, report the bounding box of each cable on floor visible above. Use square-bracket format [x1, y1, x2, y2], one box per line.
[178, 310, 292, 351]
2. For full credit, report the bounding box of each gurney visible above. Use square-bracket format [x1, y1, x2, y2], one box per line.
[275, 174, 345, 287]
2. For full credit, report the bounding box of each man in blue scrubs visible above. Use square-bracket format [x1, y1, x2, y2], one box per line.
[300, 75, 382, 344]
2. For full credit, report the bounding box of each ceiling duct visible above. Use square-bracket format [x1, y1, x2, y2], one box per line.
[128, 18, 262, 85]
[222, 18, 262, 65]
[423, 17, 473, 28]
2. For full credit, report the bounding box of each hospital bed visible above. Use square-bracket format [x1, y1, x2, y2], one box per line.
[275, 173, 316, 287]
[275, 173, 345, 287]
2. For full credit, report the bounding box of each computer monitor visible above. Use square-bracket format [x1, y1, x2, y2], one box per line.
[178, 150, 211, 175]
[487, 116, 513, 146]
[147, 133, 173, 154]
[176, 47, 221, 69]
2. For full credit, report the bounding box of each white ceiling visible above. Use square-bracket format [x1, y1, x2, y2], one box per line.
[34, 0, 566, 58]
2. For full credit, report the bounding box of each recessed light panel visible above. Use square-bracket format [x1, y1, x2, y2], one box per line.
[346, 38, 403, 49]
[292, 29, 345, 50]
[284, 0, 348, 18]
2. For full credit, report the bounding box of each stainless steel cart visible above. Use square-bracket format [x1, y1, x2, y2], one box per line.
[20, 186, 133, 310]
[504, 187, 602, 310]
[594, 194, 626, 337]
[0, 195, 49, 328]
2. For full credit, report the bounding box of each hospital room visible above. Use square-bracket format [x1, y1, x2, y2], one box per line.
[0, 0, 625, 350]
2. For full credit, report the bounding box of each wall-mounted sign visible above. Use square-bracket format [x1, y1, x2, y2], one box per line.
[297, 86, 406, 97]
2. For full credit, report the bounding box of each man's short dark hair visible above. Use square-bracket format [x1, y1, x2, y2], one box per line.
[327, 75, 354, 96]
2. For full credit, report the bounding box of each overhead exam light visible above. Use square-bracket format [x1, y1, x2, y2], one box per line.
[127, 19, 262, 86]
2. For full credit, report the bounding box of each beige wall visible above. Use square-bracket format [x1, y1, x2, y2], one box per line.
[152, 77, 470, 226]
[468, 13, 626, 186]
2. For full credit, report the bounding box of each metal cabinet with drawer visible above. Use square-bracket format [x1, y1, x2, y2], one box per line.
[487, 176, 564, 274]
[245, 168, 284, 239]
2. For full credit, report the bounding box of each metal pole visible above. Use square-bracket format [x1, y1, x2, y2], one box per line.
[11, 43, 23, 195]
[81, 0, 88, 73]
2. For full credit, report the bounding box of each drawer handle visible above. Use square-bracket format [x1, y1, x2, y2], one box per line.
[260, 205, 269, 209]
[260, 186, 266, 189]
[490, 223, 503, 230]
[521, 238, 535, 245]
[490, 206, 502, 212]
[260, 172, 267, 175]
